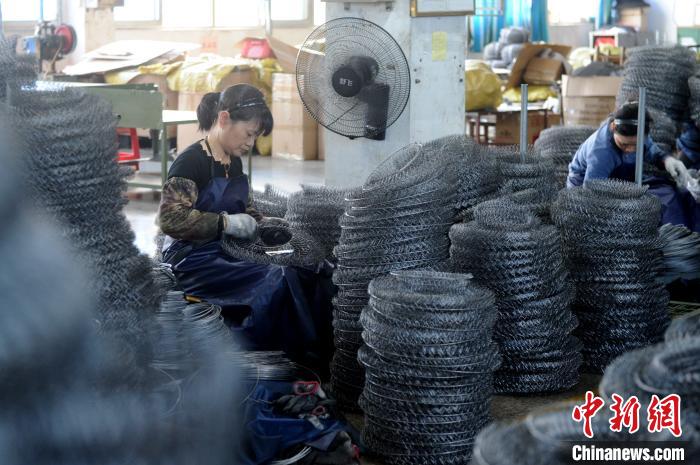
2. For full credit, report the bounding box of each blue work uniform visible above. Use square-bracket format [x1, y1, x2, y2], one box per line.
[162, 149, 334, 366]
[677, 122, 700, 169]
[567, 120, 698, 230]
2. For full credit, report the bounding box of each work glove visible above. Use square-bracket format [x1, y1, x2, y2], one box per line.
[260, 217, 289, 228]
[223, 213, 257, 240]
[664, 156, 689, 180]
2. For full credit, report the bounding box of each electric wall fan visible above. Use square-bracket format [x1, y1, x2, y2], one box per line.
[295, 17, 411, 141]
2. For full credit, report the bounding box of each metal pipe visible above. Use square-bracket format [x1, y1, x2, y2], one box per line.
[520, 83, 528, 162]
[635, 87, 646, 186]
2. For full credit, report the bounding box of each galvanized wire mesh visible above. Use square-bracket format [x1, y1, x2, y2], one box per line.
[552, 179, 670, 373]
[534, 125, 597, 188]
[331, 138, 460, 409]
[285, 184, 348, 260]
[616, 45, 696, 124]
[450, 199, 581, 394]
[360, 270, 499, 465]
[5, 49, 162, 387]
[251, 184, 289, 218]
[666, 309, 700, 341]
[221, 223, 324, 267]
[658, 223, 700, 283]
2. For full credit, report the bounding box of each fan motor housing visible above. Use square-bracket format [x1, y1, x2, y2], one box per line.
[332, 56, 379, 98]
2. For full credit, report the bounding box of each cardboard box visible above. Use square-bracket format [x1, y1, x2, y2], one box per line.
[176, 69, 257, 153]
[494, 111, 547, 145]
[618, 7, 649, 32]
[267, 36, 301, 74]
[271, 73, 317, 161]
[561, 75, 622, 127]
[507, 43, 572, 89]
[523, 57, 564, 86]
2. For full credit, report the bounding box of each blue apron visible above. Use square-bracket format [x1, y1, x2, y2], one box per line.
[611, 152, 696, 231]
[162, 158, 334, 364]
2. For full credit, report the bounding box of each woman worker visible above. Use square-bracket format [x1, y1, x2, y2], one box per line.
[567, 101, 697, 230]
[158, 84, 332, 365]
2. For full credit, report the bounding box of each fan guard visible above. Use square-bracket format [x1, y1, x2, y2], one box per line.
[296, 17, 411, 140]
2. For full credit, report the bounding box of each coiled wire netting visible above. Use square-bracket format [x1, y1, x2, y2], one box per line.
[5, 47, 162, 387]
[285, 184, 348, 261]
[666, 310, 700, 341]
[359, 270, 500, 465]
[616, 45, 697, 124]
[251, 184, 289, 219]
[221, 222, 324, 267]
[534, 125, 597, 188]
[600, 338, 700, 437]
[0, 105, 242, 465]
[551, 179, 670, 373]
[470, 398, 698, 465]
[658, 223, 700, 283]
[331, 138, 461, 409]
[690, 74, 700, 125]
[648, 108, 680, 155]
[450, 199, 581, 394]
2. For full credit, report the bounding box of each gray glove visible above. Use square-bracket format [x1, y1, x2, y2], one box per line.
[223, 213, 257, 240]
[664, 156, 689, 180]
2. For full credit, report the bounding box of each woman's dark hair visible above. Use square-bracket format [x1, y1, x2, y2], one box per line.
[612, 101, 653, 137]
[196, 84, 273, 135]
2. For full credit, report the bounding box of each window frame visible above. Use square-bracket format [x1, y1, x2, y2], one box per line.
[114, 0, 315, 30]
[1, 0, 60, 28]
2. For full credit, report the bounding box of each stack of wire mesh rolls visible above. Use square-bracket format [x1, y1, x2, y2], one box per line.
[450, 199, 581, 394]
[251, 184, 289, 219]
[533, 125, 597, 188]
[285, 184, 348, 261]
[616, 45, 696, 125]
[551, 179, 670, 373]
[331, 141, 459, 409]
[493, 149, 558, 221]
[359, 270, 500, 465]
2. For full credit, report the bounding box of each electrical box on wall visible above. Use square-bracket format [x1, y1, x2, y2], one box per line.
[410, 0, 474, 16]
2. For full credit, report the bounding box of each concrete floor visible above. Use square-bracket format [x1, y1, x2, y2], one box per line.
[124, 156, 325, 256]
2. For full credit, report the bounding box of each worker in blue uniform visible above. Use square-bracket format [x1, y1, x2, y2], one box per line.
[158, 84, 333, 366]
[677, 121, 700, 169]
[568, 101, 698, 231]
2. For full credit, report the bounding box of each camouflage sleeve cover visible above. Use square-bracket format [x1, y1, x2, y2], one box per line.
[158, 177, 221, 241]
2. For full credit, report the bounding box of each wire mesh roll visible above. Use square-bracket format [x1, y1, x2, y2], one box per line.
[552, 179, 670, 373]
[690, 74, 700, 126]
[221, 223, 324, 267]
[9, 57, 162, 387]
[251, 184, 289, 218]
[284, 184, 348, 260]
[600, 339, 700, 426]
[648, 108, 680, 155]
[359, 270, 499, 465]
[450, 199, 581, 394]
[666, 310, 700, 341]
[616, 45, 696, 124]
[533, 125, 597, 188]
[658, 223, 700, 283]
[331, 138, 460, 409]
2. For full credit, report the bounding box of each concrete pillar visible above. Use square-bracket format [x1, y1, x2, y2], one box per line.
[321, 0, 466, 187]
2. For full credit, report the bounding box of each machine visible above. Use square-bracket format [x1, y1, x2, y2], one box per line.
[24, 21, 77, 74]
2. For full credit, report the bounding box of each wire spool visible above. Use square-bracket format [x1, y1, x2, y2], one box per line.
[533, 125, 597, 188]
[284, 184, 348, 260]
[551, 179, 670, 373]
[331, 140, 460, 408]
[450, 199, 581, 394]
[252, 184, 289, 219]
[616, 45, 696, 124]
[359, 270, 498, 465]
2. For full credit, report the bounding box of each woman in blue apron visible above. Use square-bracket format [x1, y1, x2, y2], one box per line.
[567, 101, 698, 232]
[159, 84, 333, 367]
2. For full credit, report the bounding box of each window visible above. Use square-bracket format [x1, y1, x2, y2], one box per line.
[548, 0, 597, 24]
[314, 0, 326, 25]
[3, 0, 58, 22]
[215, 0, 263, 28]
[114, 0, 160, 22]
[271, 0, 308, 22]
